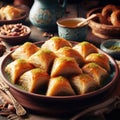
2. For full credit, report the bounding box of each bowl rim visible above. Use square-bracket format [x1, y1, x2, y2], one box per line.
[0, 25, 31, 39]
[57, 17, 87, 28]
[100, 39, 120, 52]
[0, 41, 119, 100]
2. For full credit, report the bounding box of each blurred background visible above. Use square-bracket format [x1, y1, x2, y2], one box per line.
[1, 0, 120, 8]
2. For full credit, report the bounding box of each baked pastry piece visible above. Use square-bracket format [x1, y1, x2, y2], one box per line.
[0, 5, 25, 20]
[41, 36, 72, 51]
[85, 53, 110, 72]
[51, 56, 82, 77]
[19, 68, 50, 93]
[46, 76, 75, 96]
[28, 48, 56, 73]
[71, 73, 98, 94]
[82, 63, 108, 86]
[11, 42, 40, 60]
[5, 59, 34, 84]
[0, 7, 6, 20]
[73, 41, 98, 58]
[55, 46, 85, 67]
[101, 4, 118, 25]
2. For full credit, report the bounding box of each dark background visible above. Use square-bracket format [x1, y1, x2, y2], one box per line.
[1, 0, 120, 7]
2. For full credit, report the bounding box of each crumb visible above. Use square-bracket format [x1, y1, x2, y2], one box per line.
[42, 32, 54, 38]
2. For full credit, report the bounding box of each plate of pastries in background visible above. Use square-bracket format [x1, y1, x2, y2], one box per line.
[87, 4, 120, 39]
[0, 36, 119, 116]
[0, 5, 27, 25]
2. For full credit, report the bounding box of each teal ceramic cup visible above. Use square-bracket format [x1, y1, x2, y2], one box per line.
[57, 18, 88, 41]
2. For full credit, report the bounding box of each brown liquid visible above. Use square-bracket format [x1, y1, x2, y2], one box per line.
[60, 20, 81, 27]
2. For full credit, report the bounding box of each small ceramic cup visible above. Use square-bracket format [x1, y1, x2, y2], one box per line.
[57, 17, 88, 41]
[100, 39, 120, 60]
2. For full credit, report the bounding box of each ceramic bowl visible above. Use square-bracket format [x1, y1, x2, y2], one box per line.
[0, 24, 31, 45]
[87, 7, 120, 39]
[57, 17, 88, 41]
[100, 39, 120, 60]
[0, 41, 119, 117]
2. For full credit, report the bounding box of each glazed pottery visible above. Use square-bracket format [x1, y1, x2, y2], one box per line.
[29, 0, 67, 31]
[100, 39, 120, 60]
[57, 17, 88, 41]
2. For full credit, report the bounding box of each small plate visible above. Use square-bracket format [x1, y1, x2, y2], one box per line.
[100, 39, 120, 60]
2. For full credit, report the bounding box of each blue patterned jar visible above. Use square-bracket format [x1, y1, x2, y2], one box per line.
[29, 0, 67, 31]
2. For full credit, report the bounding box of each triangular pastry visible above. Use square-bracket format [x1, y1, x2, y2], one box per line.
[51, 56, 82, 77]
[85, 53, 110, 72]
[41, 36, 72, 51]
[55, 46, 85, 67]
[82, 63, 108, 86]
[28, 48, 56, 72]
[71, 73, 98, 95]
[46, 76, 75, 96]
[5, 59, 34, 84]
[73, 41, 98, 58]
[11, 42, 40, 60]
[19, 68, 50, 93]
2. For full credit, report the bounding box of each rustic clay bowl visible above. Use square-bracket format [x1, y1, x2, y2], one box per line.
[0, 12, 27, 26]
[0, 41, 119, 117]
[0, 24, 31, 45]
[87, 7, 120, 39]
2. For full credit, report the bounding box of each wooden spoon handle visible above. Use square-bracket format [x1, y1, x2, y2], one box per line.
[77, 14, 97, 27]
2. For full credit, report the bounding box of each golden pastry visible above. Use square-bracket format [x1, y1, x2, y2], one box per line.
[73, 41, 98, 58]
[41, 36, 72, 51]
[101, 4, 118, 24]
[71, 73, 98, 94]
[85, 53, 110, 72]
[19, 68, 50, 93]
[51, 56, 82, 77]
[82, 62, 108, 86]
[46, 76, 75, 96]
[5, 59, 34, 84]
[28, 48, 56, 73]
[0, 5, 25, 20]
[55, 46, 85, 67]
[11, 42, 40, 60]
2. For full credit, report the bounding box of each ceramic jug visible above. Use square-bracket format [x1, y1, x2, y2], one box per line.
[29, 0, 67, 31]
